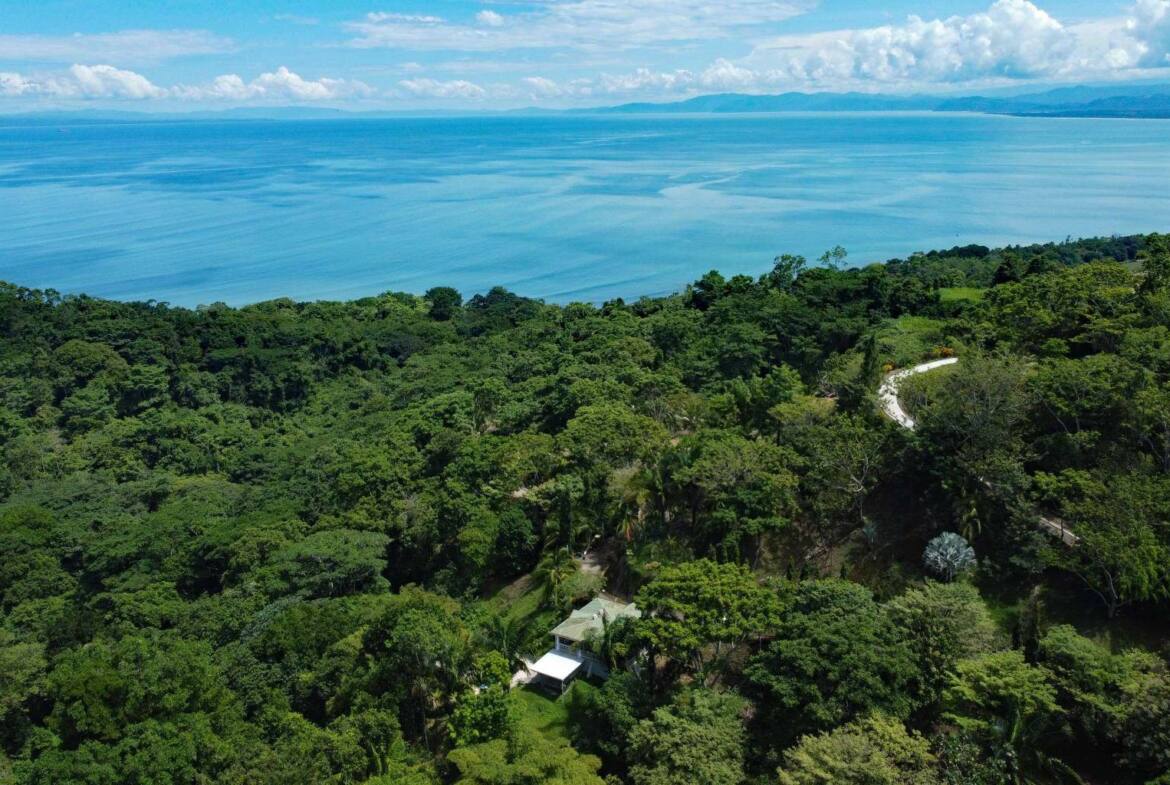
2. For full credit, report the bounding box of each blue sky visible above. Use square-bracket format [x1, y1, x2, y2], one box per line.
[1, 0, 1168, 108]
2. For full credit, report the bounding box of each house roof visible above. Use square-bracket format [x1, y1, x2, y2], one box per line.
[550, 595, 641, 643]
[530, 650, 584, 682]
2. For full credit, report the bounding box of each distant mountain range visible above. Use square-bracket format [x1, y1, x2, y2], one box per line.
[5, 84, 1170, 122]
[593, 84, 1170, 118]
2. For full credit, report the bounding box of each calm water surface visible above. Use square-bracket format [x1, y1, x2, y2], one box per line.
[1, 113, 1168, 306]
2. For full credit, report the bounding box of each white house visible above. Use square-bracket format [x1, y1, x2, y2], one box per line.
[527, 595, 641, 693]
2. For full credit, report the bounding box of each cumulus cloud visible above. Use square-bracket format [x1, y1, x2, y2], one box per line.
[1127, 0, 1170, 67]
[521, 76, 562, 96]
[346, 0, 814, 52]
[699, 59, 759, 90]
[0, 64, 167, 99]
[737, 0, 1170, 88]
[516, 0, 1170, 101]
[0, 65, 372, 102]
[175, 67, 374, 101]
[0, 72, 38, 97]
[598, 68, 696, 93]
[0, 29, 233, 65]
[7, 1, 1170, 107]
[68, 63, 169, 98]
[518, 75, 596, 99]
[398, 77, 487, 99]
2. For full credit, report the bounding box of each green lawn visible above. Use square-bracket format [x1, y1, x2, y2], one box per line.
[488, 575, 545, 624]
[514, 687, 571, 741]
[939, 287, 986, 303]
[482, 574, 563, 659]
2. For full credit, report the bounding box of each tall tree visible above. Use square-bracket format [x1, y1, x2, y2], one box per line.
[746, 580, 919, 746]
[778, 714, 939, 785]
[628, 689, 747, 785]
[635, 560, 782, 684]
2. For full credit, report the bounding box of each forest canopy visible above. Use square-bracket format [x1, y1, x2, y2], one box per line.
[1, 233, 1168, 784]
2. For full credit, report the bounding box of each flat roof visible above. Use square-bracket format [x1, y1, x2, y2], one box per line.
[530, 650, 584, 682]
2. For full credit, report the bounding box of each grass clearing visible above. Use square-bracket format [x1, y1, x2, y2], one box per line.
[483, 573, 563, 659]
[489, 575, 545, 624]
[876, 315, 959, 369]
[939, 287, 986, 303]
[514, 686, 571, 741]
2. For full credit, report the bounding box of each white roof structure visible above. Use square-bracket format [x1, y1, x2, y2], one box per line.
[530, 650, 583, 682]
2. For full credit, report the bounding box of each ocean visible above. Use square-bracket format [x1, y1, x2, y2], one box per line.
[1, 112, 1169, 307]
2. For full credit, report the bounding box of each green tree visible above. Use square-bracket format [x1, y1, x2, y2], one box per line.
[628, 689, 746, 785]
[1036, 625, 1170, 779]
[923, 533, 977, 583]
[59, 381, 116, 434]
[565, 672, 649, 773]
[274, 529, 391, 599]
[778, 714, 939, 785]
[765, 254, 807, 291]
[363, 588, 470, 747]
[1118, 675, 1170, 779]
[819, 246, 849, 271]
[746, 580, 918, 745]
[943, 651, 1071, 785]
[635, 560, 782, 683]
[450, 653, 516, 747]
[0, 630, 47, 750]
[447, 730, 605, 785]
[1042, 472, 1170, 618]
[886, 582, 1000, 705]
[916, 353, 1032, 538]
[666, 431, 797, 562]
[425, 286, 463, 321]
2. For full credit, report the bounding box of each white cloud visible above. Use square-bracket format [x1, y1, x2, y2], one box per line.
[398, 77, 487, 99]
[736, 0, 1170, 88]
[366, 12, 445, 24]
[0, 30, 233, 65]
[6, 1, 1170, 107]
[522, 76, 562, 95]
[175, 66, 374, 101]
[477, 10, 505, 28]
[0, 72, 37, 97]
[346, 0, 814, 52]
[518, 76, 597, 98]
[699, 59, 759, 90]
[1127, 0, 1170, 67]
[491, 0, 1170, 102]
[598, 68, 696, 93]
[0, 64, 168, 99]
[0, 65, 372, 102]
[67, 63, 168, 98]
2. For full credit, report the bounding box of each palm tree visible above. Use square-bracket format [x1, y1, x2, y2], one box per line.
[610, 463, 659, 543]
[533, 546, 578, 611]
[585, 615, 634, 670]
[480, 614, 525, 669]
